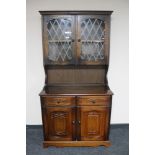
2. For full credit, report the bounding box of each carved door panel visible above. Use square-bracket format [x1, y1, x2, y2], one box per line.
[46, 107, 75, 141]
[77, 15, 109, 65]
[43, 15, 76, 65]
[78, 106, 110, 141]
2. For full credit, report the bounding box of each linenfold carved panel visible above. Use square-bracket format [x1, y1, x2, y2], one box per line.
[51, 112, 68, 136]
[87, 111, 100, 135]
[80, 108, 106, 141]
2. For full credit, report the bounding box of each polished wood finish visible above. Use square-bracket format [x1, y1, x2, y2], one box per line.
[77, 96, 111, 106]
[39, 11, 113, 15]
[44, 107, 75, 141]
[39, 11, 113, 148]
[41, 12, 111, 66]
[42, 96, 75, 106]
[42, 85, 113, 96]
[79, 106, 110, 141]
[47, 69, 106, 84]
[43, 141, 111, 148]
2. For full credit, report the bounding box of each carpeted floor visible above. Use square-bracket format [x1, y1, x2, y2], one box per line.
[26, 125, 129, 155]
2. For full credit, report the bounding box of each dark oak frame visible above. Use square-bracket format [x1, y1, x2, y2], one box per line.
[39, 11, 113, 148]
[41, 11, 112, 66]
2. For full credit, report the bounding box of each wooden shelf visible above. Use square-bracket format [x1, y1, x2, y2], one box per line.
[44, 64, 108, 69]
[81, 40, 104, 43]
[48, 40, 104, 43]
[48, 40, 72, 43]
[40, 85, 113, 96]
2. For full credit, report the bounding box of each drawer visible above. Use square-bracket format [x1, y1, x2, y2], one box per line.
[77, 96, 111, 106]
[42, 96, 75, 106]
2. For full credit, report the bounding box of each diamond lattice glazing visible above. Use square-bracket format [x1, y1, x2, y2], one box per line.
[80, 18, 105, 61]
[47, 18, 73, 62]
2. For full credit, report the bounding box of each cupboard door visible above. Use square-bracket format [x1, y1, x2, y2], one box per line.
[78, 106, 110, 141]
[45, 107, 75, 141]
[43, 15, 76, 65]
[77, 15, 109, 65]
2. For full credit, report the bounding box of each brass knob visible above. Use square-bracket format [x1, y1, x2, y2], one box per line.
[78, 121, 81, 124]
[88, 99, 96, 104]
[72, 121, 75, 124]
[57, 100, 61, 104]
[92, 100, 96, 104]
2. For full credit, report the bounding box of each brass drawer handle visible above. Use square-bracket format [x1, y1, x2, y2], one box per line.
[88, 99, 96, 104]
[61, 99, 66, 102]
[55, 99, 66, 104]
[57, 100, 60, 104]
[72, 121, 80, 125]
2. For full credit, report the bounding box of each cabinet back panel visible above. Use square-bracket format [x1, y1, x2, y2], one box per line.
[47, 69, 105, 84]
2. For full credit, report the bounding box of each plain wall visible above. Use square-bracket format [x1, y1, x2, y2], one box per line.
[26, 0, 129, 124]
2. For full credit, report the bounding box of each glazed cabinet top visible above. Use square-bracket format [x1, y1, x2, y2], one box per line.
[40, 11, 113, 66]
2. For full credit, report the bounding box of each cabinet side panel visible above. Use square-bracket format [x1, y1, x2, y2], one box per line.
[40, 97, 49, 140]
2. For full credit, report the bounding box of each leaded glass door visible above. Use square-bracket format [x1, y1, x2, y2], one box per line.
[43, 16, 75, 65]
[77, 16, 106, 65]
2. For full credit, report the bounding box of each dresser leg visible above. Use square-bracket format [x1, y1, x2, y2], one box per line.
[104, 141, 111, 147]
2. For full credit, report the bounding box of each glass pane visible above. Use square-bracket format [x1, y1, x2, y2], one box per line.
[48, 42, 72, 61]
[47, 18, 73, 62]
[81, 42, 104, 61]
[80, 18, 105, 61]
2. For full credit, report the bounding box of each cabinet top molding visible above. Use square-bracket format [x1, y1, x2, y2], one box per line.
[39, 10, 113, 15]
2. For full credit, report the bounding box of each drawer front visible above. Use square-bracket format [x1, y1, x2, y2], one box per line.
[77, 96, 111, 106]
[42, 96, 75, 106]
